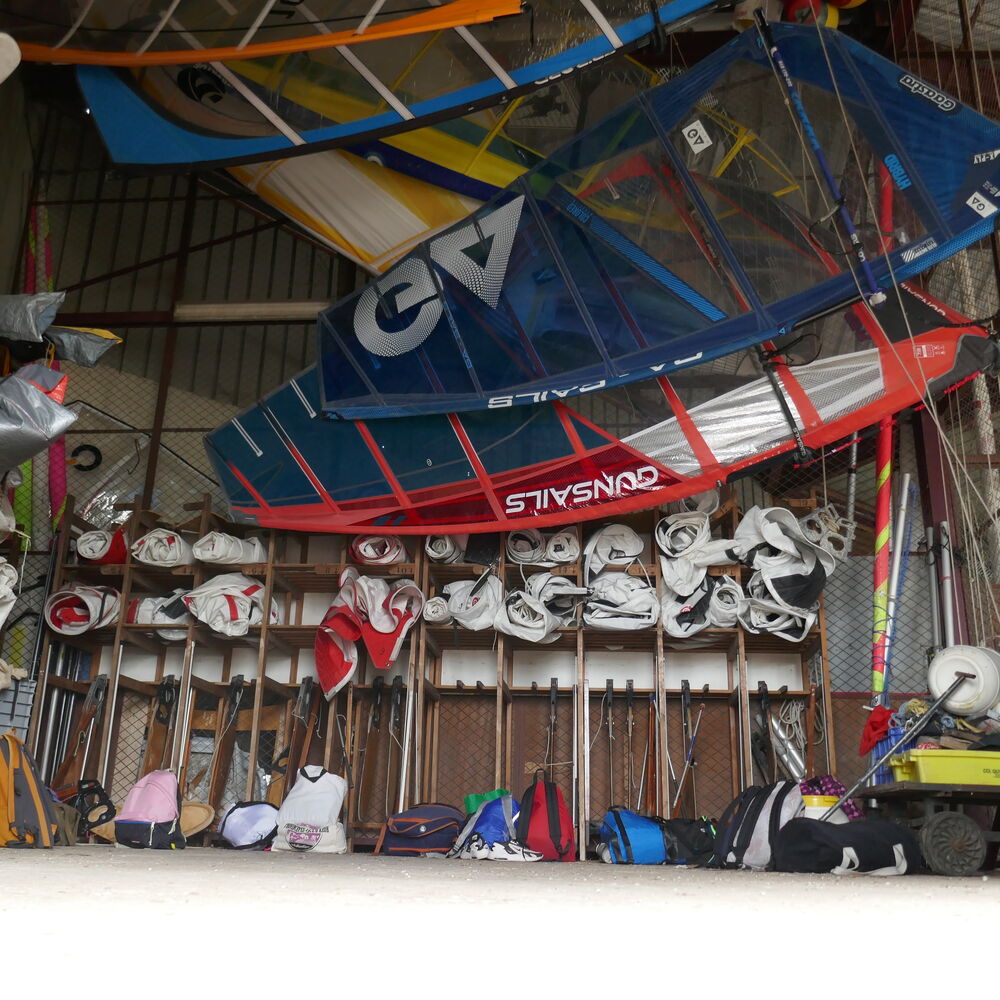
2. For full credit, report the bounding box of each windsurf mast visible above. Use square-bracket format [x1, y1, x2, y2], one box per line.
[753, 9, 885, 307]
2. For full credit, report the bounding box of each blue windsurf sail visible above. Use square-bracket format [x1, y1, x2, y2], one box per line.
[316, 23, 1000, 419]
[70, 0, 718, 169]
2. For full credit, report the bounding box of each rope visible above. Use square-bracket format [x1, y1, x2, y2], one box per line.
[798, 16, 1000, 645]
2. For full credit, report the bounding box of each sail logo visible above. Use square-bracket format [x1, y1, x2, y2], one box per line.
[353, 196, 525, 357]
[973, 149, 1000, 164]
[967, 191, 998, 218]
[898, 74, 957, 113]
[900, 237, 938, 263]
[883, 155, 912, 191]
[504, 466, 662, 515]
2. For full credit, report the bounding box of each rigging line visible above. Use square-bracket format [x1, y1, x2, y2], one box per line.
[754, 13, 881, 302]
[806, 20, 1000, 638]
[52, 0, 95, 49]
[238, 1, 283, 49]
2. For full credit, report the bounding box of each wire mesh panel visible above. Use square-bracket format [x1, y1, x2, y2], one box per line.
[108, 690, 148, 802]
[509, 692, 576, 805]
[586, 692, 656, 819]
[433, 693, 497, 811]
[665, 696, 737, 822]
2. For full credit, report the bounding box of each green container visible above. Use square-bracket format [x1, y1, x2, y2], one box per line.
[463, 788, 510, 815]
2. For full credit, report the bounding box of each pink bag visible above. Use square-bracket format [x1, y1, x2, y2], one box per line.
[115, 770, 185, 849]
[117, 770, 180, 823]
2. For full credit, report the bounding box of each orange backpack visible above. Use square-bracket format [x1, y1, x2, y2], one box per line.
[1, 731, 57, 848]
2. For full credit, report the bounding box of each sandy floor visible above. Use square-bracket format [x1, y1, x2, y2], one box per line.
[2, 845, 996, 988]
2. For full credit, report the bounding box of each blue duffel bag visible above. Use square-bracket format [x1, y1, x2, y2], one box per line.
[599, 808, 715, 865]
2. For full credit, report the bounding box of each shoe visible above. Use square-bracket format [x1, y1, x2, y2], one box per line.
[488, 839, 543, 862]
[457, 833, 491, 860]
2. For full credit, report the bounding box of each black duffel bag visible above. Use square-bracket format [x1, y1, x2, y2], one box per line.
[773, 818, 922, 875]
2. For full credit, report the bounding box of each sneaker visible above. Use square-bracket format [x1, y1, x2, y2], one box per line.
[458, 833, 492, 860]
[488, 839, 543, 862]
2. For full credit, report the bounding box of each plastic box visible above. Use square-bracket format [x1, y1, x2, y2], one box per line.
[888, 749, 1000, 786]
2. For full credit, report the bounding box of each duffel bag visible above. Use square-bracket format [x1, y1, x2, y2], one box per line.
[600, 809, 715, 865]
[374, 803, 463, 857]
[773, 818, 922, 876]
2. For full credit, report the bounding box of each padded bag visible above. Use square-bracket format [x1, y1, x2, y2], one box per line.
[218, 801, 278, 850]
[600, 809, 669, 864]
[600, 810, 715, 865]
[774, 818, 922, 875]
[655, 816, 716, 865]
[374, 802, 463, 857]
[0, 732, 57, 848]
[114, 770, 185, 850]
[712, 781, 803, 870]
[516, 770, 575, 862]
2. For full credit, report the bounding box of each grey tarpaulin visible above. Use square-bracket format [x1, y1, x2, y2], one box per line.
[43, 325, 121, 366]
[0, 366, 77, 473]
[0, 292, 65, 342]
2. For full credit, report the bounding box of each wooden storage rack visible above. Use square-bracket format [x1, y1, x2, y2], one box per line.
[27, 491, 837, 857]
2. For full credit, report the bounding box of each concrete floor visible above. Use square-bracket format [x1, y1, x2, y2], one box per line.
[2, 846, 996, 988]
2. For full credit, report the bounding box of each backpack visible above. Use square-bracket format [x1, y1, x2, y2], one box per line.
[599, 809, 715, 865]
[114, 770, 185, 850]
[374, 803, 464, 857]
[273, 765, 347, 853]
[711, 781, 804, 870]
[0, 732, 57, 848]
[451, 794, 519, 854]
[516, 771, 575, 862]
[774, 818, 922, 875]
[217, 801, 278, 850]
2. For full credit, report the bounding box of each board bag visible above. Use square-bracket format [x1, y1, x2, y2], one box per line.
[516, 770, 575, 862]
[0, 731, 57, 848]
[711, 781, 803, 870]
[600, 809, 714, 865]
[374, 802, 464, 856]
[114, 770, 186, 850]
[774, 818, 922, 875]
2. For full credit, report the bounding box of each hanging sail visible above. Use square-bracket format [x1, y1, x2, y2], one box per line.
[228, 53, 658, 272]
[62, 1, 717, 169]
[205, 282, 996, 533]
[315, 23, 1000, 419]
[6, 1, 521, 63]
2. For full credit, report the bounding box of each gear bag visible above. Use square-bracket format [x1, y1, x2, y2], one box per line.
[516, 771, 575, 862]
[374, 802, 464, 857]
[600, 809, 715, 865]
[114, 770, 185, 850]
[774, 818, 922, 875]
[0, 732, 57, 848]
[217, 801, 278, 850]
[710, 781, 803, 870]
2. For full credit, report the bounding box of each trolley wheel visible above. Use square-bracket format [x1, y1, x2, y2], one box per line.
[920, 810, 987, 877]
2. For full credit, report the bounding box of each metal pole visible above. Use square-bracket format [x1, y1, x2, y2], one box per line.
[872, 416, 893, 702]
[845, 438, 859, 526]
[926, 526, 943, 654]
[939, 521, 956, 647]
[881, 473, 912, 702]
